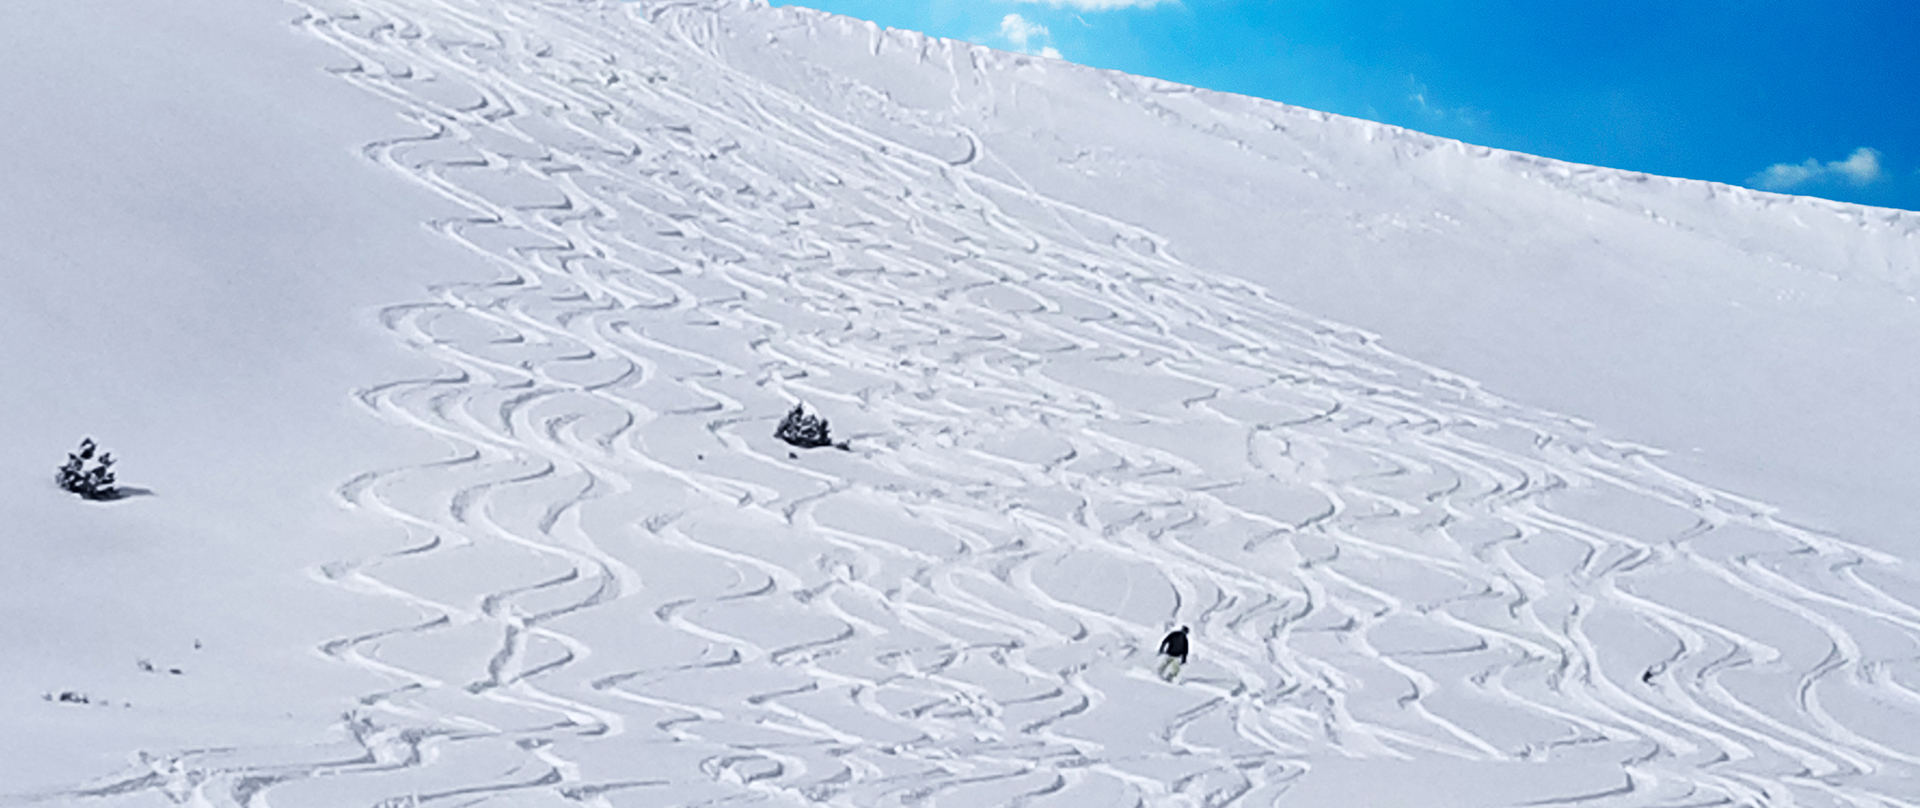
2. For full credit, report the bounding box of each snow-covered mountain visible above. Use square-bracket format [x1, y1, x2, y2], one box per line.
[4, 0, 1918, 806]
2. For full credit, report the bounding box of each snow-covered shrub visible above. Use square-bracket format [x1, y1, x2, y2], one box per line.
[56, 437, 119, 500]
[775, 404, 838, 449]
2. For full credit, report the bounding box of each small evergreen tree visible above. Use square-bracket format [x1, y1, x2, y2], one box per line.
[57, 438, 120, 500]
[775, 404, 836, 449]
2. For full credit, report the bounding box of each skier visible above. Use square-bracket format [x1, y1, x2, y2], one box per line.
[1156, 626, 1189, 681]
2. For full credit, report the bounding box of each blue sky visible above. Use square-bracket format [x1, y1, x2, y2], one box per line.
[773, 0, 1919, 212]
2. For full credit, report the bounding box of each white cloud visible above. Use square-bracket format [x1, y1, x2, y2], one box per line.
[1408, 76, 1438, 117]
[1752, 160, 1818, 190]
[1749, 147, 1885, 191]
[1000, 13, 1046, 50]
[1405, 75, 1484, 128]
[1830, 148, 1883, 185]
[999, 13, 1062, 58]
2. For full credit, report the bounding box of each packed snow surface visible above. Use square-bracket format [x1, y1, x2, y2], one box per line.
[5, 0, 1920, 807]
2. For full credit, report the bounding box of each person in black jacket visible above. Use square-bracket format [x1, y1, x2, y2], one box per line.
[1156, 626, 1190, 681]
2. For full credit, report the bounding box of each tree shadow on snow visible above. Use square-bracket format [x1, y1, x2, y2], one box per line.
[87, 486, 155, 502]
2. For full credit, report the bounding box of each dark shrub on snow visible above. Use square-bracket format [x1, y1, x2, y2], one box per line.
[775, 404, 837, 449]
[56, 437, 119, 500]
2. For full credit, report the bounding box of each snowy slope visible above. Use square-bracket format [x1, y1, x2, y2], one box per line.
[4, 0, 1920, 807]
[0, 0, 494, 791]
[707, 3, 1920, 556]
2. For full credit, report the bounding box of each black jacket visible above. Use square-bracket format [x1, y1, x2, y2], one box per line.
[1158, 630, 1189, 661]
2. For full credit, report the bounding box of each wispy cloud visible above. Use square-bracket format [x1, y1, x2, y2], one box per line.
[999, 13, 1063, 58]
[1749, 148, 1885, 191]
[1020, 0, 1171, 9]
[1406, 75, 1484, 128]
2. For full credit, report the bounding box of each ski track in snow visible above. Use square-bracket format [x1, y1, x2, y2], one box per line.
[38, 1, 1920, 806]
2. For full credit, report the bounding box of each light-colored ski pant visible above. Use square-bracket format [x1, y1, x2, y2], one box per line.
[1156, 654, 1183, 681]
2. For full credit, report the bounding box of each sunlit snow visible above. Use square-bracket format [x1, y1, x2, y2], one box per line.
[4, 1, 1919, 807]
